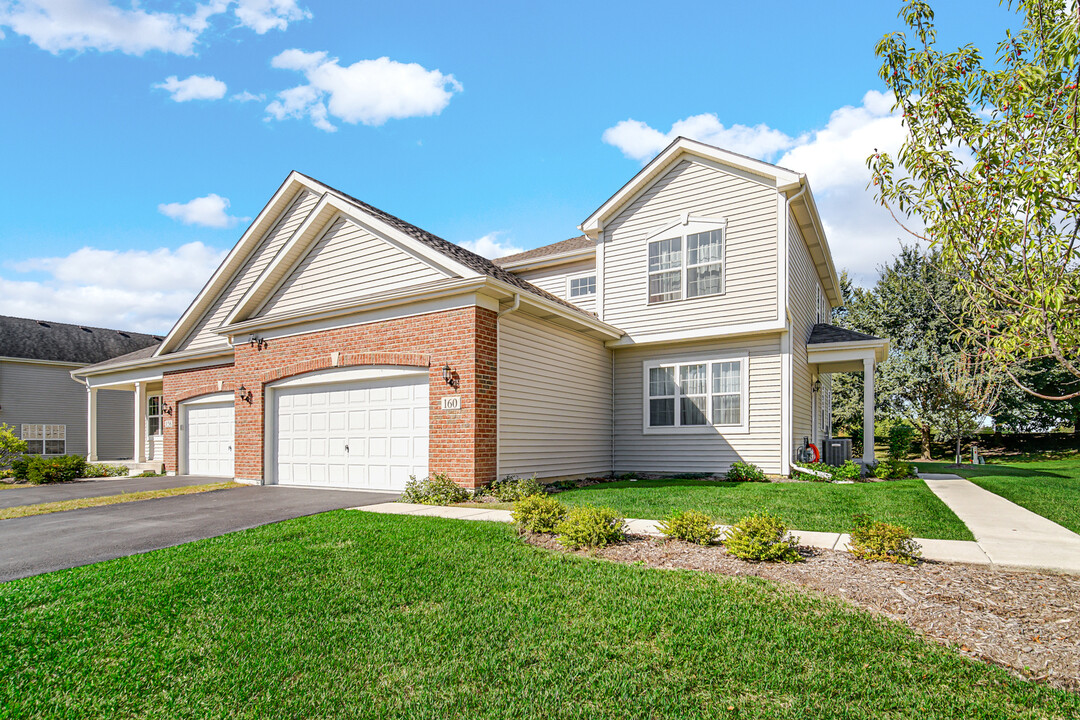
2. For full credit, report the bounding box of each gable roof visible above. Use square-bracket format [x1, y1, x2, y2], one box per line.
[492, 235, 594, 267]
[807, 323, 883, 345]
[0, 315, 162, 365]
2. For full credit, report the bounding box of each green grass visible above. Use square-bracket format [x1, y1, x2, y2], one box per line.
[918, 454, 1080, 534]
[554, 478, 973, 540]
[0, 512, 1073, 719]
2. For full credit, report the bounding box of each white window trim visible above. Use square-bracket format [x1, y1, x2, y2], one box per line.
[21, 423, 67, 455]
[566, 270, 597, 299]
[644, 215, 728, 306]
[641, 351, 750, 435]
[148, 394, 164, 437]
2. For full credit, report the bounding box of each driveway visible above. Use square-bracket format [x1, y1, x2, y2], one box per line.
[0, 482, 395, 582]
[0, 475, 225, 509]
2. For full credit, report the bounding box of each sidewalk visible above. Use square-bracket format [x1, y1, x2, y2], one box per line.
[352, 502, 994, 568]
[921, 473, 1080, 574]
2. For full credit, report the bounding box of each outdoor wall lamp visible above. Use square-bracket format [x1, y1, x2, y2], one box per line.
[162, 401, 173, 415]
[812, 380, 822, 393]
[237, 384, 253, 403]
[249, 335, 268, 351]
[442, 364, 459, 389]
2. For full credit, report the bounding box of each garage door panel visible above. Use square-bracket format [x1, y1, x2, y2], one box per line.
[184, 401, 234, 478]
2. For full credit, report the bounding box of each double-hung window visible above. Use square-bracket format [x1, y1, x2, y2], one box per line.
[148, 396, 163, 436]
[647, 218, 726, 304]
[645, 355, 748, 432]
[21, 424, 66, 455]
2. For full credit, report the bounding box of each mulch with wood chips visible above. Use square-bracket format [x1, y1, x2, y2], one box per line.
[525, 533, 1080, 692]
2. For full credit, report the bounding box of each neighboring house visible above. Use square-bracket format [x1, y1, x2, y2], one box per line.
[0, 316, 162, 463]
[73, 137, 887, 489]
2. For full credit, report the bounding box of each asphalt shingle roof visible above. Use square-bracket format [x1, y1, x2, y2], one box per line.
[0, 316, 163, 365]
[807, 323, 883, 344]
[492, 236, 594, 266]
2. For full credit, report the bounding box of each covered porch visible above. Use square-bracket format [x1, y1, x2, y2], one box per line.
[86, 375, 166, 472]
[806, 324, 889, 466]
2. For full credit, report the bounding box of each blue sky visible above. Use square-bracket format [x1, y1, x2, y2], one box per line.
[0, 0, 1017, 333]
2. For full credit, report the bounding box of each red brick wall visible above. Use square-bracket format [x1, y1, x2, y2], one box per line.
[161, 306, 498, 488]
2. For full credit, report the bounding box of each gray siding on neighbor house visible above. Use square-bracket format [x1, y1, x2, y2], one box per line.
[601, 158, 779, 336]
[0, 360, 133, 458]
[177, 189, 321, 352]
[497, 312, 612, 479]
[257, 216, 449, 318]
[613, 334, 783, 475]
[513, 258, 597, 314]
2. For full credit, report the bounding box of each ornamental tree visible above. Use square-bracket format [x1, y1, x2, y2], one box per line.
[870, 0, 1080, 399]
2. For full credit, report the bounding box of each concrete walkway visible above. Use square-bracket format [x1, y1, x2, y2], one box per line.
[353, 502, 994, 567]
[921, 473, 1080, 574]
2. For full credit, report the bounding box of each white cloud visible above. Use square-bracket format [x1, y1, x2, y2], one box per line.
[266, 49, 463, 131]
[154, 74, 227, 102]
[0, 0, 228, 55]
[459, 232, 524, 260]
[2, 242, 227, 333]
[231, 90, 264, 102]
[158, 194, 246, 228]
[233, 0, 308, 33]
[601, 90, 911, 283]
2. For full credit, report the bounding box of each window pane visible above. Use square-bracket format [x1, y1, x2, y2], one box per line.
[712, 361, 741, 394]
[648, 270, 681, 303]
[148, 396, 161, 415]
[650, 398, 675, 426]
[649, 367, 675, 397]
[681, 395, 708, 425]
[687, 263, 723, 297]
[679, 364, 707, 395]
[44, 440, 65, 455]
[712, 395, 741, 425]
[148, 417, 162, 436]
[648, 237, 682, 272]
[569, 276, 596, 297]
[26, 440, 43, 454]
[687, 230, 723, 265]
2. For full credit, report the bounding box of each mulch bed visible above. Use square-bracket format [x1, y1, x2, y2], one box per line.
[524, 533, 1080, 692]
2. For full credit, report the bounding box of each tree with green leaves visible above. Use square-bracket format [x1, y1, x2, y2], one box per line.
[870, 0, 1080, 400]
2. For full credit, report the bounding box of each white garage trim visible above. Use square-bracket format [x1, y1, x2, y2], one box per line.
[179, 392, 235, 477]
[263, 366, 429, 491]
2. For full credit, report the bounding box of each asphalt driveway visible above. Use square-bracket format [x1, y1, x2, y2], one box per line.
[0, 475, 225, 509]
[0, 482, 395, 582]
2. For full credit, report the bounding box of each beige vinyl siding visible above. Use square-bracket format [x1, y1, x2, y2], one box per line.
[177, 189, 321, 352]
[789, 211, 820, 454]
[602, 158, 779, 335]
[613, 335, 783, 474]
[513, 258, 597, 314]
[257, 216, 449, 318]
[497, 312, 612, 479]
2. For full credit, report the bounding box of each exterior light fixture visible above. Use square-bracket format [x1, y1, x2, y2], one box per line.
[442, 364, 458, 388]
[237, 384, 253, 403]
[812, 380, 822, 393]
[249, 335, 268, 351]
[162, 401, 173, 415]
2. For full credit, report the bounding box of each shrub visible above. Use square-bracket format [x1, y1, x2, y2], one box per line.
[12, 454, 87, 484]
[85, 463, 129, 478]
[0, 424, 27, 469]
[556, 505, 625, 549]
[134, 470, 163, 478]
[886, 423, 916, 461]
[848, 514, 922, 566]
[725, 461, 768, 482]
[830, 460, 862, 482]
[873, 460, 914, 480]
[723, 512, 802, 563]
[657, 510, 722, 545]
[487, 474, 545, 502]
[399, 472, 469, 505]
[512, 494, 567, 533]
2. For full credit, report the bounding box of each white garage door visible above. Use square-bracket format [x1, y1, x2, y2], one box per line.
[184, 401, 235, 477]
[275, 375, 429, 491]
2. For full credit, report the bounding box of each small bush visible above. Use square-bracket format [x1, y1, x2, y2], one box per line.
[848, 513, 922, 566]
[886, 423, 916, 461]
[830, 460, 862, 482]
[723, 512, 802, 563]
[873, 459, 914, 480]
[512, 494, 567, 533]
[134, 470, 163, 478]
[0, 423, 27, 469]
[85, 463, 129, 478]
[556, 505, 625, 549]
[12, 454, 88, 484]
[487, 474, 545, 502]
[725, 461, 768, 482]
[399, 472, 469, 505]
[658, 510, 721, 545]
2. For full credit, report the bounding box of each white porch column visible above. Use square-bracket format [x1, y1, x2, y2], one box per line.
[862, 356, 875, 465]
[86, 386, 99, 462]
[134, 382, 146, 464]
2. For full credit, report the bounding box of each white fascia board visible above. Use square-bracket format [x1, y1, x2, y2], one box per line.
[484, 277, 624, 340]
[807, 339, 889, 364]
[74, 346, 234, 381]
[495, 246, 595, 272]
[580, 137, 802, 236]
[606, 319, 786, 348]
[156, 172, 320, 356]
[786, 179, 842, 308]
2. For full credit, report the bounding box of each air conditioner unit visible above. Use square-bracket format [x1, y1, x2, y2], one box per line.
[823, 437, 852, 467]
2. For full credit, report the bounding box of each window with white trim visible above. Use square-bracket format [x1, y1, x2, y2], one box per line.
[148, 395, 163, 436]
[21, 424, 66, 455]
[567, 274, 596, 298]
[645, 357, 747, 430]
[647, 221, 726, 304]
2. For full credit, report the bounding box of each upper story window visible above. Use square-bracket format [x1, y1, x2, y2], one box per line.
[644, 354, 748, 433]
[567, 273, 596, 298]
[646, 217, 726, 304]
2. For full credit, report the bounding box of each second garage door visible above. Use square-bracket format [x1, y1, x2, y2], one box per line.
[275, 375, 429, 491]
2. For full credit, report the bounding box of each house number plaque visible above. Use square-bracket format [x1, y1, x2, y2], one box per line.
[440, 396, 461, 410]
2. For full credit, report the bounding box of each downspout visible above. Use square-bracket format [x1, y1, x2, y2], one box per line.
[780, 180, 807, 476]
[611, 351, 616, 478]
[497, 293, 520, 318]
[495, 294, 520, 480]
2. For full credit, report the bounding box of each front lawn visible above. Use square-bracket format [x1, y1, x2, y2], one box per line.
[919, 455, 1080, 534]
[554, 478, 973, 540]
[0, 512, 1072, 719]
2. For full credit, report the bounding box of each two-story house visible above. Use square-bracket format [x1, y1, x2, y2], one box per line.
[73, 137, 887, 489]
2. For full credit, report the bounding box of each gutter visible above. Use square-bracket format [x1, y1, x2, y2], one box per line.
[72, 346, 234, 380]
